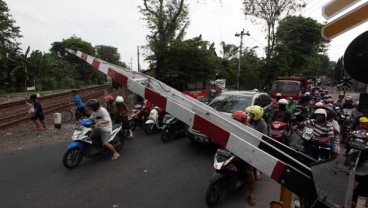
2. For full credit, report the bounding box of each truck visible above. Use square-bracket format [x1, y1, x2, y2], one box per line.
[269, 77, 312, 100]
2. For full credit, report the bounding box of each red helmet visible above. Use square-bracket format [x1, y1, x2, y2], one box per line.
[232, 111, 248, 125]
[314, 102, 325, 109]
[104, 95, 114, 102]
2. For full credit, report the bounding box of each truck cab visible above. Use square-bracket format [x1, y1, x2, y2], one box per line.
[269, 77, 312, 100]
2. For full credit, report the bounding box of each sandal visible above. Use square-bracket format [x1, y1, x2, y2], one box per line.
[247, 195, 256, 206]
[111, 154, 120, 160]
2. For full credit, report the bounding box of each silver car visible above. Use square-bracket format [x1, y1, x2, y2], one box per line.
[187, 91, 273, 144]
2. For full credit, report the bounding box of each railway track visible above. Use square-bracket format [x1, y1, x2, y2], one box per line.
[0, 85, 112, 130]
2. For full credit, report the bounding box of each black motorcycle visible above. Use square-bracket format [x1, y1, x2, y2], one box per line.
[205, 148, 247, 207]
[160, 114, 187, 143]
[344, 130, 368, 205]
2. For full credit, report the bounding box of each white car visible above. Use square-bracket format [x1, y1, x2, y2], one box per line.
[187, 91, 273, 144]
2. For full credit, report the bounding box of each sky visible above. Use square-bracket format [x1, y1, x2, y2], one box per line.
[6, 0, 368, 71]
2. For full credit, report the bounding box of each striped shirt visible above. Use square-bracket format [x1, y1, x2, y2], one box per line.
[303, 119, 334, 138]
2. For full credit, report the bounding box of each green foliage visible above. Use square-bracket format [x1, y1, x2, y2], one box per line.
[95, 45, 121, 65]
[163, 36, 220, 89]
[140, 0, 190, 80]
[273, 15, 329, 76]
[242, 0, 306, 60]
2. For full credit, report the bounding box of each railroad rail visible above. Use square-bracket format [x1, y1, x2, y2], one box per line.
[0, 85, 112, 130]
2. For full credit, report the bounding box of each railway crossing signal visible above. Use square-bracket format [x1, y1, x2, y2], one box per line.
[322, 2, 368, 40]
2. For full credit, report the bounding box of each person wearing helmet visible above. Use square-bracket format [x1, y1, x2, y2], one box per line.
[292, 109, 334, 153]
[114, 96, 133, 139]
[326, 106, 340, 159]
[272, 93, 282, 109]
[334, 93, 345, 108]
[272, 99, 292, 123]
[342, 95, 354, 109]
[70, 90, 90, 120]
[286, 97, 296, 113]
[86, 99, 120, 160]
[245, 105, 267, 190]
[232, 110, 258, 206]
[103, 95, 115, 113]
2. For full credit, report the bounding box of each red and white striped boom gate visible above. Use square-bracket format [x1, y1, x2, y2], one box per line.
[65, 48, 355, 207]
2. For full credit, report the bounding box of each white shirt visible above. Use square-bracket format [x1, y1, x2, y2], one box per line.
[90, 107, 112, 132]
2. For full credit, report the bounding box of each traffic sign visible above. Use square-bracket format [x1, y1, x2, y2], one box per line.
[322, 2, 368, 40]
[322, 0, 361, 19]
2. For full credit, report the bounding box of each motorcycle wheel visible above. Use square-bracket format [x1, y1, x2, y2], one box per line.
[129, 119, 137, 131]
[145, 124, 156, 135]
[161, 129, 170, 143]
[205, 181, 222, 207]
[113, 132, 125, 151]
[63, 148, 83, 169]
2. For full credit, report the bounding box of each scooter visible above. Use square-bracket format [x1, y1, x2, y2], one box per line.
[295, 127, 331, 161]
[62, 119, 125, 169]
[269, 121, 291, 145]
[145, 106, 164, 135]
[205, 148, 247, 207]
[160, 114, 187, 143]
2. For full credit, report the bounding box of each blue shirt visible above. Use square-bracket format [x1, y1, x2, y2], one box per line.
[74, 95, 84, 108]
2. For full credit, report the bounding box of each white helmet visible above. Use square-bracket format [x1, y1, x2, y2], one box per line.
[278, 98, 288, 105]
[346, 96, 352, 101]
[115, 96, 124, 103]
[314, 109, 327, 118]
[305, 92, 310, 96]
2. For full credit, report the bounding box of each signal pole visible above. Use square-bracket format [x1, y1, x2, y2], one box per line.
[235, 29, 250, 89]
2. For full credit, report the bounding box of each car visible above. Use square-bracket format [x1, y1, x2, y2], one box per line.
[187, 91, 273, 144]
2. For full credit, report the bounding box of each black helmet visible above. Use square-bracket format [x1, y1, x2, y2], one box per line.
[86, 99, 100, 111]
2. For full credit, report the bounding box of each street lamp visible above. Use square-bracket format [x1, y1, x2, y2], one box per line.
[235, 29, 250, 89]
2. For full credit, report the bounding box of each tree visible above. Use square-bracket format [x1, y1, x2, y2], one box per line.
[0, 0, 22, 91]
[242, 0, 306, 61]
[140, 0, 190, 80]
[50, 36, 105, 86]
[274, 15, 328, 76]
[219, 41, 238, 79]
[163, 35, 220, 90]
[95, 45, 127, 67]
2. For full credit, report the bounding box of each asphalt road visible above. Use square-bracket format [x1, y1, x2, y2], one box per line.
[0, 128, 280, 208]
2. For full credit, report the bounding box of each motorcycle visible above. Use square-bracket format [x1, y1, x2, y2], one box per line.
[145, 106, 165, 135]
[160, 114, 187, 143]
[62, 119, 125, 169]
[269, 121, 291, 145]
[295, 126, 332, 161]
[344, 130, 368, 205]
[205, 148, 247, 207]
[128, 102, 148, 131]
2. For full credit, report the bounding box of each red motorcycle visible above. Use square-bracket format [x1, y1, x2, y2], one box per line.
[129, 102, 148, 131]
[269, 121, 291, 146]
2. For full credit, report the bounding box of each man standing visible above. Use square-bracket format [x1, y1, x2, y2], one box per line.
[70, 90, 89, 120]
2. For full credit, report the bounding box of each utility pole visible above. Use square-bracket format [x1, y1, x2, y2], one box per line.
[137, 46, 141, 72]
[235, 29, 250, 89]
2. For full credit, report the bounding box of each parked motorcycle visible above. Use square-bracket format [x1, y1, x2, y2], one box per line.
[129, 103, 148, 131]
[205, 148, 247, 207]
[160, 114, 187, 143]
[62, 119, 125, 169]
[269, 121, 291, 145]
[295, 127, 331, 161]
[145, 106, 165, 135]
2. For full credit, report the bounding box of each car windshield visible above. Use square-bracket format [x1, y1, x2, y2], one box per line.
[209, 94, 252, 113]
[271, 81, 300, 93]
